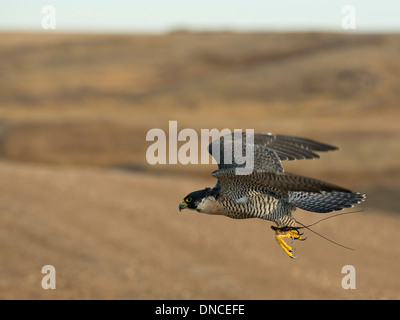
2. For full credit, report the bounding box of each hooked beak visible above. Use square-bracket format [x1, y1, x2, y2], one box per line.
[179, 201, 187, 212]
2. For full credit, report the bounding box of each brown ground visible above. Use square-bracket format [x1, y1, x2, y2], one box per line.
[0, 31, 399, 299]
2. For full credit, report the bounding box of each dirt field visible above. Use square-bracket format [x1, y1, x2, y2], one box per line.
[1, 161, 399, 299]
[0, 32, 399, 299]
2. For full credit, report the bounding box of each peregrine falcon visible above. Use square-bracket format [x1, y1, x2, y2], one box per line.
[179, 132, 365, 258]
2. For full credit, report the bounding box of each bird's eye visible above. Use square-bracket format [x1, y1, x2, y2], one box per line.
[185, 197, 192, 203]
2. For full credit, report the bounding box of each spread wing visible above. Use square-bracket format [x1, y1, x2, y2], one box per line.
[206, 132, 364, 213]
[251, 133, 338, 161]
[207, 132, 338, 173]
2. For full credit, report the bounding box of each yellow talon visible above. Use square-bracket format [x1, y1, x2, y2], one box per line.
[287, 229, 303, 241]
[275, 234, 295, 258]
[272, 226, 305, 258]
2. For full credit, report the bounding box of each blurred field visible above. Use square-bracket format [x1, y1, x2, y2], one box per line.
[0, 31, 399, 299]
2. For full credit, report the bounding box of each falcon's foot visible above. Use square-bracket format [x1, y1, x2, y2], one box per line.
[271, 226, 306, 259]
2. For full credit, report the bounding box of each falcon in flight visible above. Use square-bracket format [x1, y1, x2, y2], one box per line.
[179, 133, 365, 258]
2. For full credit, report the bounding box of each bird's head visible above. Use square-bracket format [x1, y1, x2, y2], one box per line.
[179, 188, 210, 212]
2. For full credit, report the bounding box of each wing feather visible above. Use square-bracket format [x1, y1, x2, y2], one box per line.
[212, 168, 364, 213]
[207, 132, 338, 172]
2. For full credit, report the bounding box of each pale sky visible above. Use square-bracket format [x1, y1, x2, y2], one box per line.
[1, 0, 400, 33]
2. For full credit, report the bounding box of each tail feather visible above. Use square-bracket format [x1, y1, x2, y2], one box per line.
[289, 191, 365, 213]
